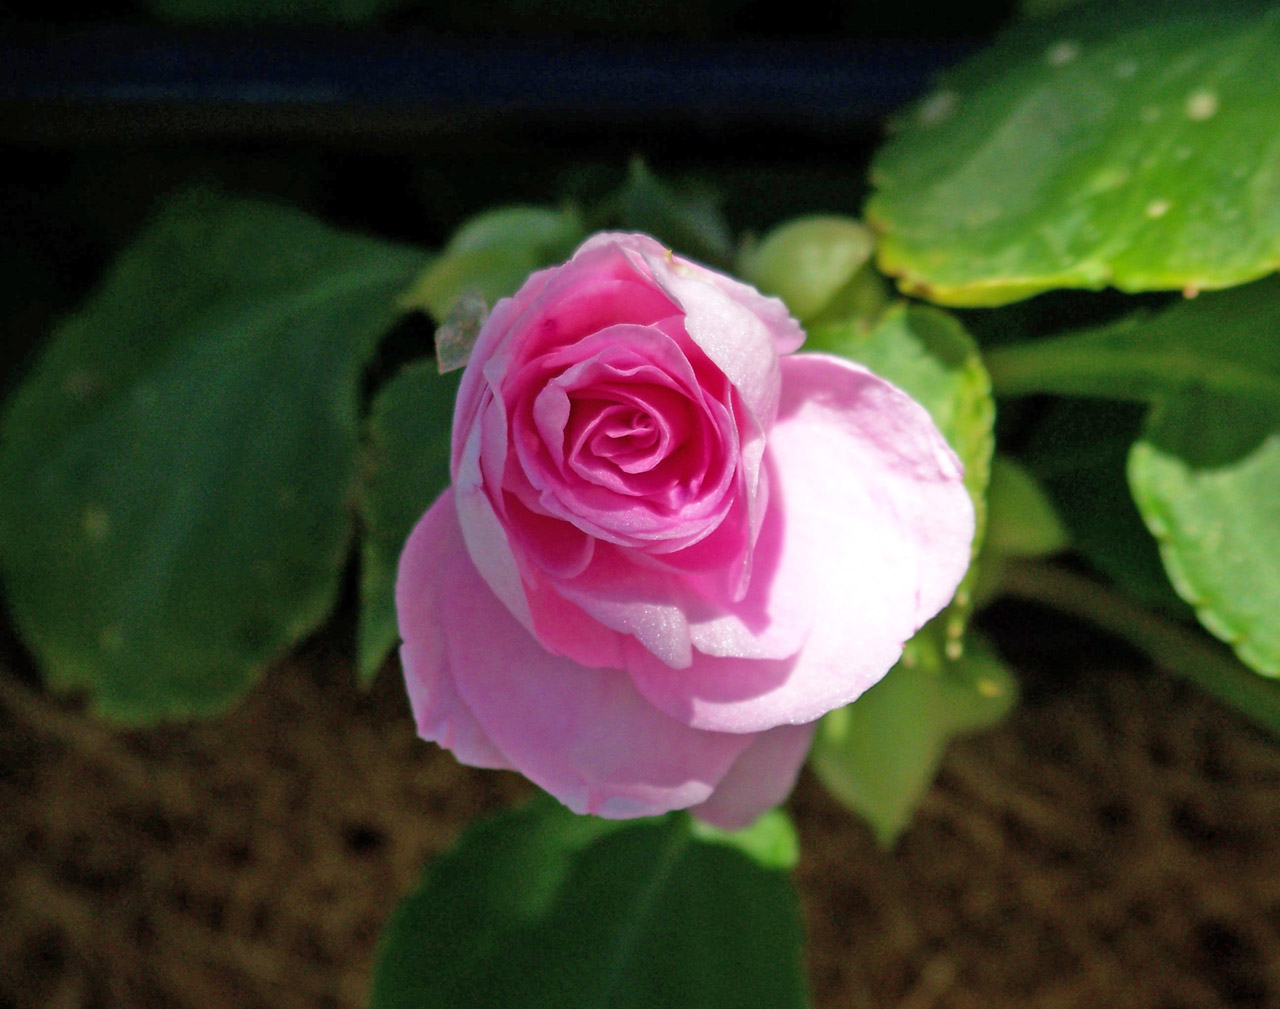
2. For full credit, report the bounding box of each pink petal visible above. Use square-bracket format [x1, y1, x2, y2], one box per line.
[396, 494, 513, 770]
[627, 353, 974, 733]
[454, 419, 533, 632]
[408, 489, 756, 818]
[633, 242, 784, 435]
[691, 722, 816, 830]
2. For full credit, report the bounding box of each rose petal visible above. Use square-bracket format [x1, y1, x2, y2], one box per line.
[454, 418, 534, 632]
[690, 722, 816, 830]
[635, 242, 783, 434]
[550, 522, 808, 671]
[409, 490, 756, 818]
[396, 494, 513, 770]
[699, 267, 807, 357]
[627, 353, 975, 733]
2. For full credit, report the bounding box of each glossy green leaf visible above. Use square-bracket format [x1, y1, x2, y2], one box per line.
[142, 0, 412, 24]
[401, 205, 585, 322]
[808, 304, 994, 647]
[0, 190, 426, 722]
[370, 799, 808, 1009]
[616, 160, 734, 268]
[356, 362, 460, 684]
[810, 632, 1017, 845]
[868, 1, 1280, 306]
[987, 278, 1280, 674]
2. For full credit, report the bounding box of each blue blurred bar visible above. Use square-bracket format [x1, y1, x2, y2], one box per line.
[0, 28, 970, 137]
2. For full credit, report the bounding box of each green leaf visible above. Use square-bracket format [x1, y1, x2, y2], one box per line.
[0, 189, 427, 722]
[616, 160, 734, 268]
[808, 304, 995, 648]
[1130, 392, 1280, 676]
[986, 286, 1279, 405]
[810, 632, 1017, 846]
[401, 205, 586, 322]
[369, 799, 808, 1009]
[868, 1, 1280, 306]
[738, 216, 876, 323]
[987, 278, 1280, 675]
[356, 362, 460, 684]
[1025, 399, 1189, 613]
[141, 0, 412, 25]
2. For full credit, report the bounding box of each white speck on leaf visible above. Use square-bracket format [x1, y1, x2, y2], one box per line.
[1185, 89, 1219, 121]
[1145, 200, 1171, 219]
[83, 506, 110, 541]
[917, 90, 958, 127]
[1087, 166, 1129, 193]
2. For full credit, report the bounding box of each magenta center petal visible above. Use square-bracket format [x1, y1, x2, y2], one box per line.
[563, 384, 694, 494]
[587, 405, 660, 471]
[508, 323, 742, 553]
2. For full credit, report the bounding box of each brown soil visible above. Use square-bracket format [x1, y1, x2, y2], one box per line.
[3, 633, 1279, 1009]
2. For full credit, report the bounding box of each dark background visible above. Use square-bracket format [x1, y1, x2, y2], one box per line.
[0, 0, 1015, 394]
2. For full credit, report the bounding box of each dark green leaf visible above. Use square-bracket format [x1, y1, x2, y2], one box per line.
[1026, 399, 1188, 612]
[869, 1, 1280, 306]
[0, 189, 427, 721]
[370, 799, 808, 1009]
[616, 160, 734, 268]
[356, 362, 460, 684]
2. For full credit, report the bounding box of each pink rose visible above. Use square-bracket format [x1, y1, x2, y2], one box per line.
[396, 233, 973, 828]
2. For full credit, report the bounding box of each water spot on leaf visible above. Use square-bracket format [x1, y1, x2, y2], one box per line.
[1186, 88, 1220, 121]
[1045, 40, 1080, 66]
[1087, 166, 1130, 193]
[1146, 200, 1172, 219]
[83, 506, 110, 542]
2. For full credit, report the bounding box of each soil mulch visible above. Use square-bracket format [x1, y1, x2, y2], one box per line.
[3, 630, 1279, 1009]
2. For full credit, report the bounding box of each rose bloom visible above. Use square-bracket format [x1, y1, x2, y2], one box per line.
[396, 233, 973, 828]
